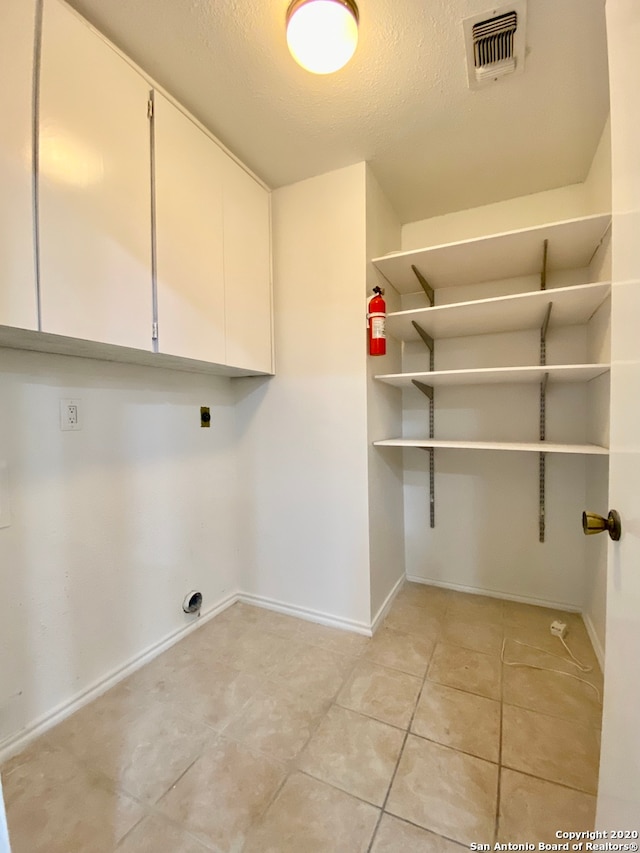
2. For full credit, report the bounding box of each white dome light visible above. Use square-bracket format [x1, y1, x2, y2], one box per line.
[286, 0, 359, 75]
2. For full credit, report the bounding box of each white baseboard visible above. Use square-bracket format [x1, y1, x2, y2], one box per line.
[406, 574, 581, 613]
[237, 592, 372, 636]
[370, 574, 405, 635]
[582, 611, 605, 671]
[0, 592, 239, 765]
[12, 574, 589, 766]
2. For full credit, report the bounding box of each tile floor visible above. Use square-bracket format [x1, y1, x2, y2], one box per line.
[1, 583, 603, 852]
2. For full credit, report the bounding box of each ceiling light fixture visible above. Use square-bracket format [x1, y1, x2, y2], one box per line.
[286, 0, 359, 75]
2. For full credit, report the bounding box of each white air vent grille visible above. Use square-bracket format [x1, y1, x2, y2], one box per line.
[472, 12, 517, 69]
[463, 2, 526, 89]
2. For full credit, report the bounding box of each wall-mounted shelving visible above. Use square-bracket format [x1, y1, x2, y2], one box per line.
[385, 281, 610, 342]
[372, 213, 611, 293]
[375, 363, 610, 388]
[371, 212, 612, 541]
[373, 439, 609, 455]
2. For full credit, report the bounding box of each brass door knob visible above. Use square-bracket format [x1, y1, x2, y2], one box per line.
[582, 510, 622, 541]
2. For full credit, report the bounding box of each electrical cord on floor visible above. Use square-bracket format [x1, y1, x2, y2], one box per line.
[501, 636, 602, 704]
[558, 635, 593, 673]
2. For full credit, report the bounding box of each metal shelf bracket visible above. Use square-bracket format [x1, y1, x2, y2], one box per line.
[412, 373, 435, 528]
[411, 380, 434, 400]
[411, 265, 435, 306]
[411, 322, 435, 371]
[538, 300, 552, 542]
[410, 269, 435, 528]
[540, 302, 552, 359]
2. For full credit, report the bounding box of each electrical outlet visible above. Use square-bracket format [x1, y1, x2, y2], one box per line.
[200, 406, 211, 428]
[60, 399, 82, 431]
[550, 620, 567, 639]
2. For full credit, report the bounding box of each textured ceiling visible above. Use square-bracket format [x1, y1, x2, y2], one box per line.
[65, 0, 610, 224]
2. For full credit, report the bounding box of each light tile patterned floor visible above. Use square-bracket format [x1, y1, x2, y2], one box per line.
[1, 583, 603, 852]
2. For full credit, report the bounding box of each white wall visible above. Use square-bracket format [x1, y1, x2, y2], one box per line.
[401, 277, 591, 608]
[365, 167, 405, 623]
[584, 230, 612, 660]
[402, 119, 611, 251]
[0, 349, 239, 751]
[585, 116, 612, 214]
[235, 163, 372, 630]
[584, 149, 612, 655]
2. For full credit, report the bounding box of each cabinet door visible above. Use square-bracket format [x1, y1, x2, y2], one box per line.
[38, 0, 152, 349]
[222, 155, 273, 373]
[153, 93, 225, 363]
[0, 0, 38, 330]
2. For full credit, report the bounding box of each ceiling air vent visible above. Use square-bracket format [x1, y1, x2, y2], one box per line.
[463, 2, 526, 89]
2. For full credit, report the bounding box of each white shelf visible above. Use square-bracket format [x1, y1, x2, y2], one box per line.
[386, 282, 610, 342]
[373, 214, 611, 294]
[373, 439, 609, 456]
[375, 364, 610, 388]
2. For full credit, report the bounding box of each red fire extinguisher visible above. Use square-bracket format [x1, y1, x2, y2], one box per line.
[367, 286, 386, 356]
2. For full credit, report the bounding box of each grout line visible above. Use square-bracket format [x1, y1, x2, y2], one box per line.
[153, 754, 202, 805]
[127, 791, 220, 853]
[177, 827, 218, 852]
[436, 637, 503, 659]
[356, 656, 430, 681]
[425, 674, 501, 704]
[500, 695, 601, 726]
[133, 732, 289, 852]
[113, 813, 149, 850]
[366, 634, 440, 853]
[295, 767, 383, 810]
[365, 813, 385, 852]
[375, 812, 469, 850]
[366, 727, 409, 853]
[365, 639, 439, 853]
[225, 650, 367, 843]
[406, 729, 499, 766]
[496, 764, 598, 797]
[293, 669, 360, 759]
[382, 601, 504, 850]
[331, 702, 412, 734]
[247, 767, 291, 841]
[375, 626, 497, 850]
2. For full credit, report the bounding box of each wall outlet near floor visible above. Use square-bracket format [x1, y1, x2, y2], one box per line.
[550, 620, 567, 639]
[60, 399, 82, 431]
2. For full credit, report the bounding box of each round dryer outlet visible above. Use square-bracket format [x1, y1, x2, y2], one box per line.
[183, 590, 203, 614]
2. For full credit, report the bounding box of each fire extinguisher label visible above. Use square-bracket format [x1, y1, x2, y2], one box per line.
[372, 317, 386, 339]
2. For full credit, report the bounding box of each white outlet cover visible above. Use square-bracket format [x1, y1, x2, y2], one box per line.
[60, 398, 82, 431]
[0, 463, 10, 529]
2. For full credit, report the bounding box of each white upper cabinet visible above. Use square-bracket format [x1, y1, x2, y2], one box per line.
[0, 0, 38, 330]
[221, 154, 273, 374]
[153, 92, 226, 364]
[38, 0, 152, 350]
[2, 0, 272, 374]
